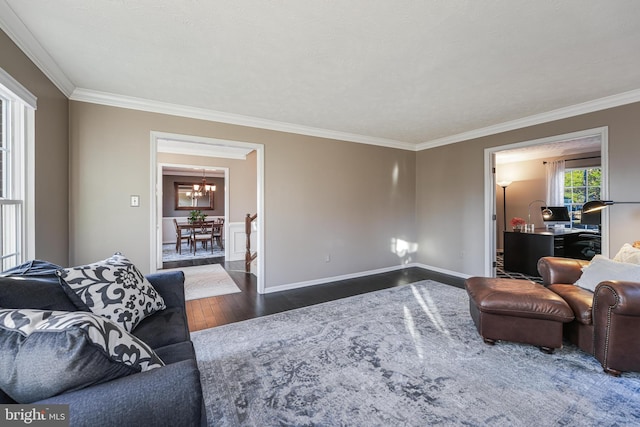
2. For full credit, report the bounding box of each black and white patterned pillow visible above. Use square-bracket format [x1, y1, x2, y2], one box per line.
[56, 253, 166, 331]
[0, 308, 164, 403]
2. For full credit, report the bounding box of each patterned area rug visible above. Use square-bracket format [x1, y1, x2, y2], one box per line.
[192, 280, 640, 426]
[162, 264, 240, 301]
[496, 253, 544, 284]
[162, 243, 224, 262]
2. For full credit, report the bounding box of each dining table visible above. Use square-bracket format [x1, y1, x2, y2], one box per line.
[176, 220, 224, 255]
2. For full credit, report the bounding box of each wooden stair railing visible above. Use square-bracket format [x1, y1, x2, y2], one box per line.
[245, 213, 258, 272]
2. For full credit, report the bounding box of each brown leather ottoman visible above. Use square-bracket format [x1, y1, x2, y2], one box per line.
[464, 277, 574, 353]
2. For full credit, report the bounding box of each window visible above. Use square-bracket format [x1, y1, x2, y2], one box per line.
[564, 167, 601, 228]
[0, 69, 36, 270]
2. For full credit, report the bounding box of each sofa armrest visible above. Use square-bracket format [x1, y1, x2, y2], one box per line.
[147, 271, 186, 310]
[537, 257, 589, 286]
[593, 280, 640, 316]
[37, 359, 204, 427]
[592, 280, 640, 374]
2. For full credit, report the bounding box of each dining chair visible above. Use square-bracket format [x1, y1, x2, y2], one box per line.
[190, 221, 215, 254]
[212, 219, 224, 250]
[173, 218, 191, 254]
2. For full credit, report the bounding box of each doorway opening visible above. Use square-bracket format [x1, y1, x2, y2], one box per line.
[159, 164, 228, 268]
[484, 127, 609, 277]
[149, 132, 266, 293]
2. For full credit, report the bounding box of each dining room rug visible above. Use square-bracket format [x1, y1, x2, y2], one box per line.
[191, 280, 640, 426]
[163, 264, 240, 301]
[162, 243, 224, 262]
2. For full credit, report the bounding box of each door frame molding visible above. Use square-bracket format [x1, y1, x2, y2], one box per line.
[149, 131, 265, 293]
[483, 126, 609, 277]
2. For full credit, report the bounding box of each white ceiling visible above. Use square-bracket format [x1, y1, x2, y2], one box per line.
[495, 135, 602, 164]
[2, 1, 640, 150]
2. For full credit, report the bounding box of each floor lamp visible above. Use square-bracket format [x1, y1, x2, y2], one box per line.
[497, 181, 512, 232]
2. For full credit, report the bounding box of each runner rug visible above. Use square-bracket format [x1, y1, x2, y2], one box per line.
[164, 264, 240, 301]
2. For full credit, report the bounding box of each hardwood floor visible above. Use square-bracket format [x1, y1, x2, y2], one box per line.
[185, 261, 466, 332]
[163, 256, 224, 270]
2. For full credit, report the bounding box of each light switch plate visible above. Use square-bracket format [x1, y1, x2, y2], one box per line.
[130, 195, 140, 207]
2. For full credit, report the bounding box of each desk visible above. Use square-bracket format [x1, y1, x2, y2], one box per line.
[503, 228, 600, 276]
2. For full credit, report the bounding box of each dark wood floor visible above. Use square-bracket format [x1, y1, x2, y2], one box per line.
[184, 260, 466, 332]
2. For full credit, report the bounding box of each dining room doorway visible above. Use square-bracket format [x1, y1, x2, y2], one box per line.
[159, 165, 227, 269]
[149, 131, 266, 293]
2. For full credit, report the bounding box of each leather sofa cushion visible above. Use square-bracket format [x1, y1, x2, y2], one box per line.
[548, 284, 593, 325]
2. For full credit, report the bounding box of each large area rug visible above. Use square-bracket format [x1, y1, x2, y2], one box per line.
[191, 280, 640, 426]
[163, 264, 240, 301]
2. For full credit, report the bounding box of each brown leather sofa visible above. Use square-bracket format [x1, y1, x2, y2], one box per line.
[537, 256, 640, 376]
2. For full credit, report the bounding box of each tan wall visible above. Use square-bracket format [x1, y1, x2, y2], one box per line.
[0, 30, 69, 266]
[417, 102, 640, 276]
[69, 101, 417, 288]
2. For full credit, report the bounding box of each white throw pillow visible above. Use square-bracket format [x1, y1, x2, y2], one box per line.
[612, 243, 640, 265]
[575, 255, 640, 292]
[56, 253, 166, 332]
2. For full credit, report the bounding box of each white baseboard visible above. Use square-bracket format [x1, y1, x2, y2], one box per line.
[411, 262, 472, 280]
[262, 262, 470, 294]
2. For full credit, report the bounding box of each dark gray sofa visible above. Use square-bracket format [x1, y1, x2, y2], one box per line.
[0, 260, 206, 427]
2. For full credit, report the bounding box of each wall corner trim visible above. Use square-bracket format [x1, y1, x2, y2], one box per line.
[416, 88, 640, 151]
[0, 2, 75, 97]
[70, 88, 417, 151]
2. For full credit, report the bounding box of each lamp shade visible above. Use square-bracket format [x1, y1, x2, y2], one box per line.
[582, 200, 614, 214]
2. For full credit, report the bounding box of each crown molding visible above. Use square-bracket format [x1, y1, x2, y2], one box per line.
[4, 0, 638, 154]
[70, 88, 417, 151]
[0, 1, 75, 97]
[416, 88, 640, 151]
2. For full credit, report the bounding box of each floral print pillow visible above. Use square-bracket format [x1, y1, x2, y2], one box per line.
[0, 308, 164, 403]
[56, 253, 166, 331]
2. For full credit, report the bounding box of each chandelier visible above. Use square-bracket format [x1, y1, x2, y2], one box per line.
[192, 169, 216, 198]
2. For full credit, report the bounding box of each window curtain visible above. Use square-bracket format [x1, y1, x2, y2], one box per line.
[545, 160, 565, 205]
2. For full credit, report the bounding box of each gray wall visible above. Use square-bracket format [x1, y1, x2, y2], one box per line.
[162, 175, 225, 218]
[417, 102, 640, 276]
[0, 30, 69, 266]
[157, 150, 257, 223]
